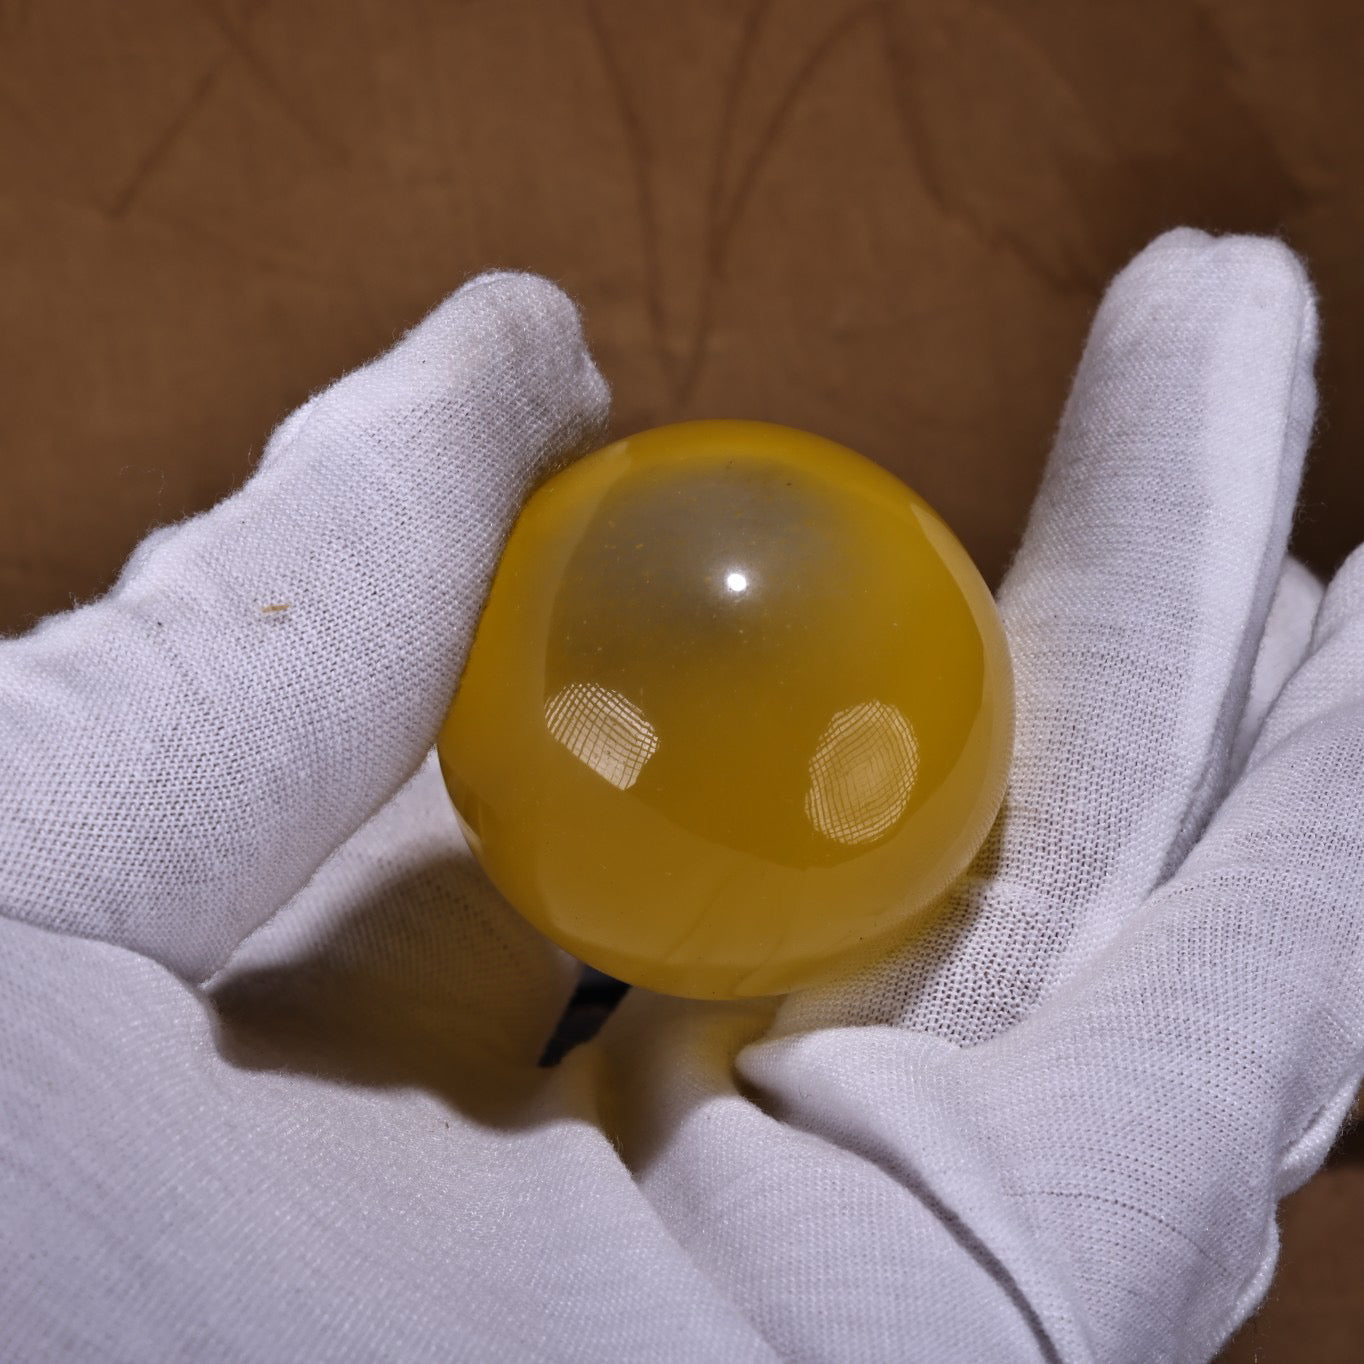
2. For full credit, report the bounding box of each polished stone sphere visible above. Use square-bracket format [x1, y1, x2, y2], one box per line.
[438, 420, 1013, 999]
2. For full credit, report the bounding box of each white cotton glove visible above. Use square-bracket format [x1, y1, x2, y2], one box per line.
[599, 229, 1362, 1363]
[0, 274, 777, 1363]
[0, 230, 1355, 1364]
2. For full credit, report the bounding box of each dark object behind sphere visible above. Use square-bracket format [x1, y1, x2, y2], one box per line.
[538, 969, 630, 1067]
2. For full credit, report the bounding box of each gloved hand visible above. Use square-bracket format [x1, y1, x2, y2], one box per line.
[600, 227, 1355, 1363]
[1, 230, 1357, 1363]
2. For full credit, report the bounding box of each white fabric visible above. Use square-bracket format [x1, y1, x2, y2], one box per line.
[0, 232, 1359, 1362]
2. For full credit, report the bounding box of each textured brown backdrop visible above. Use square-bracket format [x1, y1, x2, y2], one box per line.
[2, 2, 1361, 1356]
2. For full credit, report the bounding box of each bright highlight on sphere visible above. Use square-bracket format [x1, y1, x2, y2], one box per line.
[438, 420, 1014, 999]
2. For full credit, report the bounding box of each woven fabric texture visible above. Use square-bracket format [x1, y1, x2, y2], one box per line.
[2, 231, 1361, 1363]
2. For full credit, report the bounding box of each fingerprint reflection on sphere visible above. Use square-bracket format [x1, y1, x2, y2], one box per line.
[438, 420, 1014, 999]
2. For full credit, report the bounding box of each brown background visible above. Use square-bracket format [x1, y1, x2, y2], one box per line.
[2, 2, 1361, 1355]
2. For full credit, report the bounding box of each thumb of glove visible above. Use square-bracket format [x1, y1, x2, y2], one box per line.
[0, 272, 609, 980]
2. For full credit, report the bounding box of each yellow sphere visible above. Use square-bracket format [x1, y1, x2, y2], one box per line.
[438, 421, 1012, 999]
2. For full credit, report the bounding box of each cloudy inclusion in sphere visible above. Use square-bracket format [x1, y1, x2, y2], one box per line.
[438, 420, 1013, 999]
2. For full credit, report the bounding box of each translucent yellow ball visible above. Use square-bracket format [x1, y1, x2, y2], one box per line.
[438, 420, 1013, 999]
